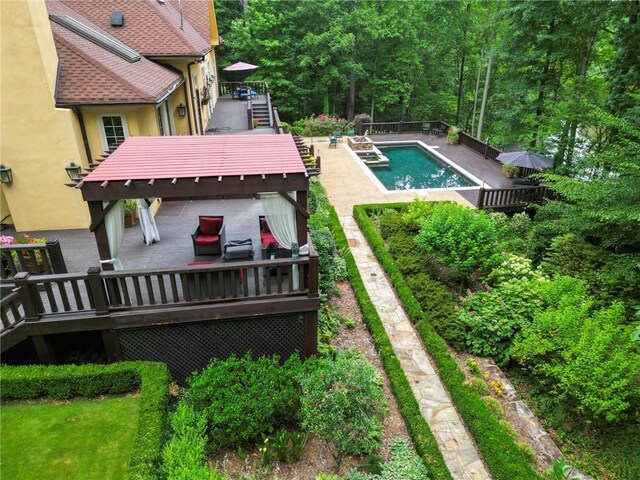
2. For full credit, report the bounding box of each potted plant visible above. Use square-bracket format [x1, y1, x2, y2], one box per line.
[1, 233, 47, 273]
[123, 199, 137, 227]
[447, 126, 460, 145]
[501, 163, 519, 179]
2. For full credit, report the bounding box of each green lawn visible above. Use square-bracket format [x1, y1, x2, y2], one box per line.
[1, 395, 139, 480]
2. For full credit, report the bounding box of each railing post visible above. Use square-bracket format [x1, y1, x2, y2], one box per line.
[14, 272, 40, 322]
[308, 252, 319, 297]
[87, 267, 109, 315]
[484, 137, 489, 158]
[477, 188, 486, 209]
[399, 121, 404, 134]
[304, 311, 318, 357]
[46, 239, 67, 274]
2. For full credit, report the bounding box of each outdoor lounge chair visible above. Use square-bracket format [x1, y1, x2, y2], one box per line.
[191, 215, 226, 256]
[433, 125, 446, 136]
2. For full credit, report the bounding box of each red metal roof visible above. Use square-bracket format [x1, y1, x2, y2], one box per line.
[83, 135, 307, 182]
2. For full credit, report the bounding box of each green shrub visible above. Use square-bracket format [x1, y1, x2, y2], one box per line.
[405, 273, 466, 349]
[379, 211, 408, 239]
[381, 438, 430, 480]
[488, 212, 533, 254]
[465, 377, 490, 396]
[394, 253, 434, 277]
[542, 233, 640, 307]
[162, 403, 222, 480]
[187, 354, 302, 450]
[414, 203, 505, 282]
[355, 203, 543, 480]
[459, 275, 547, 364]
[486, 254, 546, 287]
[293, 114, 354, 136]
[299, 349, 387, 467]
[387, 233, 417, 258]
[0, 362, 170, 480]
[401, 199, 441, 231]
[513, 298, 640, 422]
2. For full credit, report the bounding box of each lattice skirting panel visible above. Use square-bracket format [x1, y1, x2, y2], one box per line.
[117, 314, 306, 383]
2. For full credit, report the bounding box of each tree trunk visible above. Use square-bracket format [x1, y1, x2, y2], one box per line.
[471, 45, 484, 137]
[530, 17, 556, 149]
[323, 92, 329, 115]
[347, 69, 356, 120]
[477, 1, 501, 140]
[455, 2, 471, 125]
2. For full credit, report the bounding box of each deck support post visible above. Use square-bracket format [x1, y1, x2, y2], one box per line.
[88, 201, 114, 271]
[32, 335, 56, 364]
[303, 311, 318, 357]
[101, 330, 122, 362]
[296, 190, 308, 247]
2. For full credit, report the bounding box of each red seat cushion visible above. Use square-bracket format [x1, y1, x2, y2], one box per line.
[199, 216, 222, 235]
[261, 232, 277, 247]
[260, 218, 271, 233]
[195, 234, 220, 245]
[187, 261, 214, 266]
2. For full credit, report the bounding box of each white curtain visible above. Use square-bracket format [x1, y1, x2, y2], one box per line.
[261, 192, 309, 254]
[138, 198, 160, 245]
[261, 192, 308, 290]
[101, 200, 124, 270]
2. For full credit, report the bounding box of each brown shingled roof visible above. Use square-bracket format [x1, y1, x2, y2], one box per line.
[60, 0, 211, 57]
[47, 0, 183, 105]
[169, 0, 211, 44]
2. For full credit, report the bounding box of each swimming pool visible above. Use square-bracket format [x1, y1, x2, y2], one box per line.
[367, 143, 479, 190]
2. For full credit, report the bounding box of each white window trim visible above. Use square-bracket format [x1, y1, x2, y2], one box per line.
[97, 114, 130, 152]
[155, 99, 174, 136]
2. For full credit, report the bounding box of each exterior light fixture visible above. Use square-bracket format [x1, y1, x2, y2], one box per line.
[176, 104, 187, 117]
[65, 162, 83, 181]
[0, 164, 13, 185]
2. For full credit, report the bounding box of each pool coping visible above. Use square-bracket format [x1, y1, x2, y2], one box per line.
[346, 140, 486, 195]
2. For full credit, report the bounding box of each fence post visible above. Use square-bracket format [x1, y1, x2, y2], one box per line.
[308, 253, 319, 297]
[14, 272, 40, 322]
[87, 267, 109, 315]
[484, 137, 489, 158]
[477, 188, 486, 209]
[46, 239, 67, 274]
[399, 121, 404, 134]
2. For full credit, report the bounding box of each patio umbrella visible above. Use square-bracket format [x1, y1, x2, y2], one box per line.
[496, 151, 553, 171]
[223, 61, 259, 82]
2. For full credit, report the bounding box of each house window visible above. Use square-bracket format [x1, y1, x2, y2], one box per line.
[156, 99, 173, 136]
[98, 115, 129, 150]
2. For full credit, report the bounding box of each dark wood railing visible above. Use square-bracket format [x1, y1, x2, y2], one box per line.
[1, 253, 319, 337]
[1, 240, 67, 280]
[0, 290, 23, 333]
[478, 186, 549, 211]
[219, 81, 268, 96]
[273, 107, 284, 134]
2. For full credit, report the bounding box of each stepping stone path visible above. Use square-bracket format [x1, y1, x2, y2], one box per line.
[341, 216, 491, 480]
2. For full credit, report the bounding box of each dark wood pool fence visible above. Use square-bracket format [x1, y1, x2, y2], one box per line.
[0, 254, 320, 382]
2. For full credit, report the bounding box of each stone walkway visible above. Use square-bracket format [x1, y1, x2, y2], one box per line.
[341, 215, 491, 480]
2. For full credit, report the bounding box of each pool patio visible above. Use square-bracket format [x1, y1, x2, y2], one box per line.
[313, 132, 512, 215]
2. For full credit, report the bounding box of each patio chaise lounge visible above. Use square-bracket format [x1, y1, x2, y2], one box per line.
[192, 215, 226, 256]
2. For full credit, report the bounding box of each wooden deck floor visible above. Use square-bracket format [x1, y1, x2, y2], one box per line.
[3, 198, 269, 274]
[206, 95, 273, 135]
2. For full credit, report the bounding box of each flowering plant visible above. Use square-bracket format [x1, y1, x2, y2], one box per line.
[0, 233, 47, 268]
[292, 114, 354, 137]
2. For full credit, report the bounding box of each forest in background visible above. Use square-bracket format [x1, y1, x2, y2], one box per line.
[216, 0, 640, 254]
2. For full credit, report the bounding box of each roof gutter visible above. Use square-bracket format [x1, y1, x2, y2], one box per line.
[72, 106, 92, 163]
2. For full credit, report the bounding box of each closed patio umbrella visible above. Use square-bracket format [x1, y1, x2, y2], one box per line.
[496, 151, 553, 171]
[138, 198, 160, 245]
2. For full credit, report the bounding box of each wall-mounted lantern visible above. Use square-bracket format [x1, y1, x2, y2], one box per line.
[176, 104, 187, 117]
[65, 162, 83, 181]
[0, 164, 13, 185]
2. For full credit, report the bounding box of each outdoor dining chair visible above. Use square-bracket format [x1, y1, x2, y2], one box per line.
[329, 136, 338, 148]
[422, 123, 431, 135]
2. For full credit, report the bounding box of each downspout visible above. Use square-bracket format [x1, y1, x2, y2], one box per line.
[181, 81, 193, 135]
[187, 58, 204, 135]
[72, 106, 92, 163]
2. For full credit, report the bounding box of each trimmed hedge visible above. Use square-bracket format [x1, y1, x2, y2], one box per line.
[0, 362, 170, 480]
[353, 204, 544, 480]
[325, 198, 453, 480]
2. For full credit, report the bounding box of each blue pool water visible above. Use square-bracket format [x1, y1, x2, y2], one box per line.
[371, 145, 476, 190]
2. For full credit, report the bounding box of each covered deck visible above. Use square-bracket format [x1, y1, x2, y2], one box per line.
[1, 134, 319, 378]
